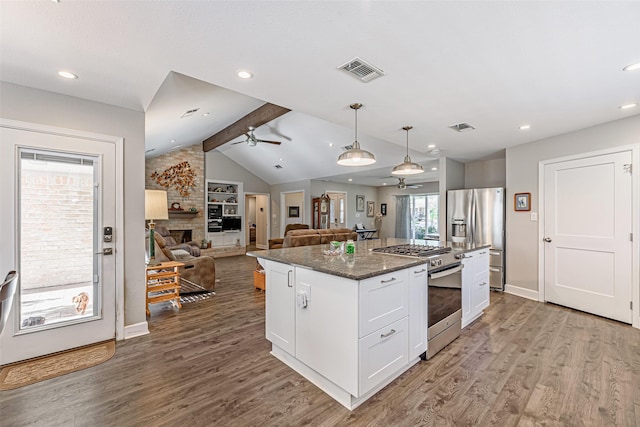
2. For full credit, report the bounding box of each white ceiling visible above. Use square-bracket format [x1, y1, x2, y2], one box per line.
[2, 1, 639, 186]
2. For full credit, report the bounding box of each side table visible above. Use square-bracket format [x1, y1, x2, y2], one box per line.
[145, 261, 184, 316]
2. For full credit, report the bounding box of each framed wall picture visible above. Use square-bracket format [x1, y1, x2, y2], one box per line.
[288, 206, 300, 218]
[380, 203, 387, 216]
[514, 193, 531, 211]
[366, 201, 375, 217]
[356, 195, 365, 212]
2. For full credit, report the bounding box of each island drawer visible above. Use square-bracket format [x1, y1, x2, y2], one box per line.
[359, 270, 409, 338]
[358, 316, 409, 396]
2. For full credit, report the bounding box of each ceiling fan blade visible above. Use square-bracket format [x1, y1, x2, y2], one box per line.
[257, 139, 282, 145]
[231, 140, 245, 145]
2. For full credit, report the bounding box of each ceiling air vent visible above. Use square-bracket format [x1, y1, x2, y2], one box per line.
[448, 122, 476, 132]
[338, 57, 385, 83]
[180, 108, 200, 118]
[273, 164, 283, 169]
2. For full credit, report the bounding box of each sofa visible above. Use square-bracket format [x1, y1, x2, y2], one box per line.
[145, 230, 216, 291]
[268, 223, 310, 249]
[282, 228, 358, 248]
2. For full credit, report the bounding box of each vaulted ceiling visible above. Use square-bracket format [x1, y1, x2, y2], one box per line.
[2, 1, 638, 186]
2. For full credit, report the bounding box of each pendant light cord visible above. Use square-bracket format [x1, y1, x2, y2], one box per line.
[354, 107, 358, 143]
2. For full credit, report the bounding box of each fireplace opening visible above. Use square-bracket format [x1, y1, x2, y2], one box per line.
[170, 229, 193, 244]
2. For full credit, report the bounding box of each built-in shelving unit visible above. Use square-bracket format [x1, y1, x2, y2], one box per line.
[206, 180, 244, 248]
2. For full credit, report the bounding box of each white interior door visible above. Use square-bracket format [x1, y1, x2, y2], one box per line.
[543, 150, 633, 323]
[327, 192, 346, 229]
[0, 126, 117, 365]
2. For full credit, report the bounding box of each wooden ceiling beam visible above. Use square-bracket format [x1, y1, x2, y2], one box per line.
[202, 103, 291, 152]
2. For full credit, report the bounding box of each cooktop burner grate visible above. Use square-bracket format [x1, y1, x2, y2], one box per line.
[371, 244, 452, 257]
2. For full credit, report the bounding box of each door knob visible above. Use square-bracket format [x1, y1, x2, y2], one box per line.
[543, 237, 552, 243]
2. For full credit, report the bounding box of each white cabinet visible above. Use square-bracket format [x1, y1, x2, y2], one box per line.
[265, 262, 425, 410]
[206, 179, 244, 246]
[264, 260, 295, 355]
[359, 270, 409, 337]
[408, 264, 428, 360]
[461, 248, 490, 328]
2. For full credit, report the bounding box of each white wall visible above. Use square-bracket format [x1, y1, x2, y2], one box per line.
[506, 114, 640, 292]
[0, 82, 146, 327]
[376, 182, 440, 238]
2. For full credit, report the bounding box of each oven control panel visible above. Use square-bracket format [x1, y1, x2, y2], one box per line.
[430, 258, 444, 267]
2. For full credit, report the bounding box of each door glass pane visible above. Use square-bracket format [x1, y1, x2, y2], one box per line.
[410, 194, 439, 239]
[19, 150, 98, 331]
[339, 198, 345, 224]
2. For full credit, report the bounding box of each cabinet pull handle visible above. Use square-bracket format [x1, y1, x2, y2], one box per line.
[380, 277, 396, 284]
[480, 251, 487, 255]
[414, 269, 426, 274]
[480, 282, 487, 286]
[380, 329, 396, 338]
[466, 255, 473, 258]
[287, 270, 292, 287]
[489, 251, 500, 256]
[490, 268, 501, 272]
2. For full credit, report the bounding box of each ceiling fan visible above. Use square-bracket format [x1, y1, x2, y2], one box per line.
[397, 178, 423, 190]
[231, 126, 282, 147]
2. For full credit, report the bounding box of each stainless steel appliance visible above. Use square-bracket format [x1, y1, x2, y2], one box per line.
[447, 187, 505, 290]
[372, 243, 462, 359]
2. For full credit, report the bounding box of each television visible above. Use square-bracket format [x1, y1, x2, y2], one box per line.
[222, 217, 242, 231]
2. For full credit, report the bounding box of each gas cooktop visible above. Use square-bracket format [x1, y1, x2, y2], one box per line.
[371, 244, 452, 257]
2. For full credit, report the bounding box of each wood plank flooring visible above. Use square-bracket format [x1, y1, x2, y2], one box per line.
[1, 253, 639, 426]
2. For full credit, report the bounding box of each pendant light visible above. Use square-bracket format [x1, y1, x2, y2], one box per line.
[336, 103, 376, 166]
[391, 126, 424, 175]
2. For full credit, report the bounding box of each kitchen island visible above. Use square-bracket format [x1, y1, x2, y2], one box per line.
[248, 238, 487, 410]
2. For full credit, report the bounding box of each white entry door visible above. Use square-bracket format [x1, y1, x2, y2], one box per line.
[0, 125, 117, 365]
[327, 192, 346, 229]
[543, 150, 633, 323]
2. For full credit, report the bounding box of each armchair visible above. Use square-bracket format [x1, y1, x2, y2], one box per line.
[155, 226, 201, 257]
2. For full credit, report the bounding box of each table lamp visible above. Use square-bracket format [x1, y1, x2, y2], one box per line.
[145, 189, 168, 266]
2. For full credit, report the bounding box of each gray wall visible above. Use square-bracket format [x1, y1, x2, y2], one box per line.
[205, 150, 270, 194]
[465, 157, 506, 189]
[505, 114, 640, 292]
[376, 182, 440, 238]
[0, 82, 146, 327]
[311, 181, 378, 230]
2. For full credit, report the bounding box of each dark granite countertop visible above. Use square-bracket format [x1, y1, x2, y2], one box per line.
[247, 238, 490, 281]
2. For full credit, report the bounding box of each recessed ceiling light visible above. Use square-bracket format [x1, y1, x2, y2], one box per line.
[348, 178, 353, 182]
[519, 125, 531, 130]
[58, 70, 78, 79]
[431, 167, 438, 171]
[237, 70, 253, 79]
[623, 63, 640, 71]
[619, 103, 637, 110]
[329, 143, 334, 147]
[383, 183, 387, 186]
[279, 158, 283, 162]
[170, 139, 176, 143]
[202, 112, 210, 117]
[427, 144, 436, 149]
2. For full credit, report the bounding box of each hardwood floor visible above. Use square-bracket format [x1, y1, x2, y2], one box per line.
[1, 254, 639, 426]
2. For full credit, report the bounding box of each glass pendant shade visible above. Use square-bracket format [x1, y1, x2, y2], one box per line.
[337, 103, 376, 167]
[391, 126, 424, 175]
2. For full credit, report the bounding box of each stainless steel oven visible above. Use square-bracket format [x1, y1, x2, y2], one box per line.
[427, 262, 463, 359]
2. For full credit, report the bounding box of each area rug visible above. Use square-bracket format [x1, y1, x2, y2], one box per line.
[0, 340, 115, 390]
[179, 280, 216, 304]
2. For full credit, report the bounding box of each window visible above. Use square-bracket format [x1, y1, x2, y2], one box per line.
[409, 194, 439, 239]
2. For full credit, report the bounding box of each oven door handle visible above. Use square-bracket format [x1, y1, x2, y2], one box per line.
[429, 264, 464, 280]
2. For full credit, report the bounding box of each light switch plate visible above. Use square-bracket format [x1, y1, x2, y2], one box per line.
[531, 212, 537, 221]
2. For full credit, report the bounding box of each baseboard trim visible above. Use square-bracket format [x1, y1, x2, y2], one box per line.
[124, 321, 149, 339]
[504, 284, 540, 301]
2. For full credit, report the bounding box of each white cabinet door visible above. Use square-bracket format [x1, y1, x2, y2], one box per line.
[264, 260, 296, 355]
[408, 264, 428, 360]
[359, 270, 409, 337]
[294, 268, 359, 396]
[359, 317, 409, 395]
[471, 250, 490, 313]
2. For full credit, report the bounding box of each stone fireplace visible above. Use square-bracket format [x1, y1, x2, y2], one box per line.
[145, 144, 205, 243]
[170, 229, 193, 244]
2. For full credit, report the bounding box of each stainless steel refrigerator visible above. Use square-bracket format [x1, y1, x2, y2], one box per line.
[446, 187, 505, 290]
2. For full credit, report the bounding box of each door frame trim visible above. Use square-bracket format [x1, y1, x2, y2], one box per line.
[538, 144, 640, 329]
[280, 189, 305, 236]
[0, 118, 126, 339]
[245, 192, 270, 249]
